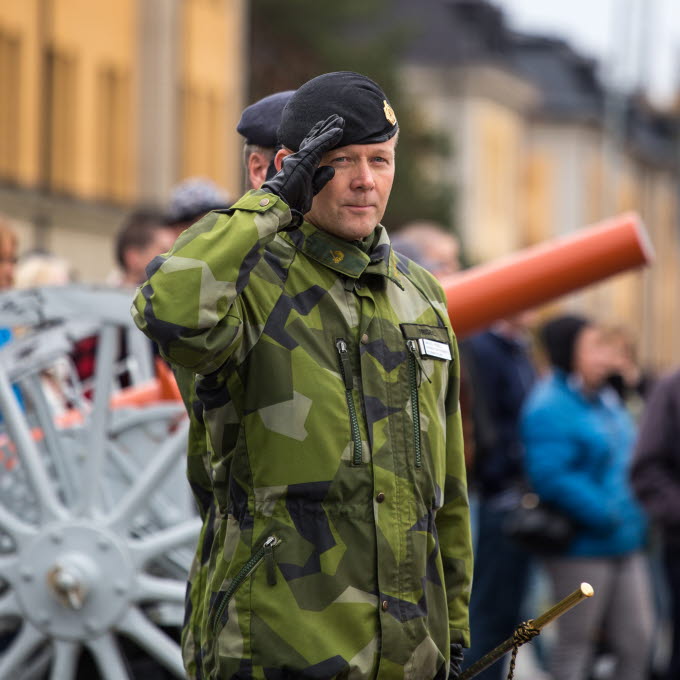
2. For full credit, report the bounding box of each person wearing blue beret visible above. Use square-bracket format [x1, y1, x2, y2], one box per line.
[237, 90, 295, 190]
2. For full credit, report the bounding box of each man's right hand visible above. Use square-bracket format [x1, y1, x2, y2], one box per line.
[262, 114, 345, 218]
[449, 643, 464, 679]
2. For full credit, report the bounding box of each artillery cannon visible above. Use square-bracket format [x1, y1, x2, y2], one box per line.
[0, 285, 198, 679]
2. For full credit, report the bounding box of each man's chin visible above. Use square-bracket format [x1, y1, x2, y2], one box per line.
[346, 211, 383, 234]
[309, 212, 379, 241]
[342, 220, 378, 241]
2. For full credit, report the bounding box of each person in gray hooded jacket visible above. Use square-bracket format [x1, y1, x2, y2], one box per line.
[631, 367, 680, 680]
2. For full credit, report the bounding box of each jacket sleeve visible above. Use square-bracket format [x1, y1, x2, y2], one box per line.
[520, 402, 619, 532]
[631, 373, 680, 527]
[435, 336, 473, 648]
[173, 364, 213, 520]
[131, 190, 292, 375]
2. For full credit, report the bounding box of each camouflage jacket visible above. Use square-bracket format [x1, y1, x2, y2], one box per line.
[132, 190, 472, 680]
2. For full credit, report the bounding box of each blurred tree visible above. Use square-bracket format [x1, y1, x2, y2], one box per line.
[248, 0, 455, 230]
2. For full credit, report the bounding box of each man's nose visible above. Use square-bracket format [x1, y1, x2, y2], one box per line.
[350, 160, 375, 190]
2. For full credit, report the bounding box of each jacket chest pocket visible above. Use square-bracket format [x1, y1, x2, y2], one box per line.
[400, 323, 453, 469]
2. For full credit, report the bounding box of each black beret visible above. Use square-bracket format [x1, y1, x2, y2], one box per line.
[237, 91, 295, 147]
[278, 71, 398, 152]
[540, 314, 590, 374]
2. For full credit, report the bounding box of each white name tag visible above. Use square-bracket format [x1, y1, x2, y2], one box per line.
[418, 338, 452, 361]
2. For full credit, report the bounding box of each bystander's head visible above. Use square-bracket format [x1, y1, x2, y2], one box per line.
[15, 251, 73, 288]
[541, 314, 615, 393]
[115, 209, 176, 287]
[391, 221, 461, 278]
[164, 177, 231, 238]
[237, 90, 295, 190]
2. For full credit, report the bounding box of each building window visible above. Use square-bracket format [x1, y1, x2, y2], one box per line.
[96, 65, 132, 202]
[46, 48, 78, 193]
[0, 30, 21, 181]
[180, 83, 225, 184]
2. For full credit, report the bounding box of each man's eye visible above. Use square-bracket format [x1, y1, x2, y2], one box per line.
[373, 156, 388, 164]
[331, 156, 349, 163]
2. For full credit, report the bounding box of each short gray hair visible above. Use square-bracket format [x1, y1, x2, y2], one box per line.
[243, 143, 275, 167]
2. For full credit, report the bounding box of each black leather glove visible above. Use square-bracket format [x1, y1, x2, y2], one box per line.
[449, 643, 464, 679]
[261, 114, 345, 218]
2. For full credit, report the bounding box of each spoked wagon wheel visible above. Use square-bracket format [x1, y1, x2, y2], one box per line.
[0, 287, 199, 679]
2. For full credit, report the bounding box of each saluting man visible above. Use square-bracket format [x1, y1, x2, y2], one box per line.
[133, 71, 472, 680]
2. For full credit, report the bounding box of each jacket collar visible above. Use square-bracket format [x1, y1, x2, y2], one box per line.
[287, 221, 402, 285]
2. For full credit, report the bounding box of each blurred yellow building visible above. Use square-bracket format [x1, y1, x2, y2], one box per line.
[0, 0, 246, 282]
[396, 0, 680, 370]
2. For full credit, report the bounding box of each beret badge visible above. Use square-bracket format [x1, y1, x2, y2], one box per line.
[383, 100, 397, 126]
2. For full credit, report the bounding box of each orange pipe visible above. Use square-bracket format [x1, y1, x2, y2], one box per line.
[441, 212, 654, 339]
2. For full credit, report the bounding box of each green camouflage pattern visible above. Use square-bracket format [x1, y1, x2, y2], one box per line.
[172, 363, 215, 677]
[132, 190, 472, 680]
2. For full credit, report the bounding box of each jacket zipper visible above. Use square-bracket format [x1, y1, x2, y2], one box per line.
[407, 340, 423, 469]
[212, 535, 279, 635]
[336, 338, 363, 466]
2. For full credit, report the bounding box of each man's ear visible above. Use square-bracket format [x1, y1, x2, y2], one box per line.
[274, 148, 293, 172]
[248, 151, 270, 190]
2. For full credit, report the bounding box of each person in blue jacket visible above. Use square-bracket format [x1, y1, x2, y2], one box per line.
[521, 314, 653, 680]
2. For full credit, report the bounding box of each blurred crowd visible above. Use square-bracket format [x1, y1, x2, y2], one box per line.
[1, 88, 679, 680]
[395, 222, 680, 680]
[463, 312, 655, 680]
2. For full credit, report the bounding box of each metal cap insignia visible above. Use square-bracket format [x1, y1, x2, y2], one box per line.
[383, 100, 397, 126]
